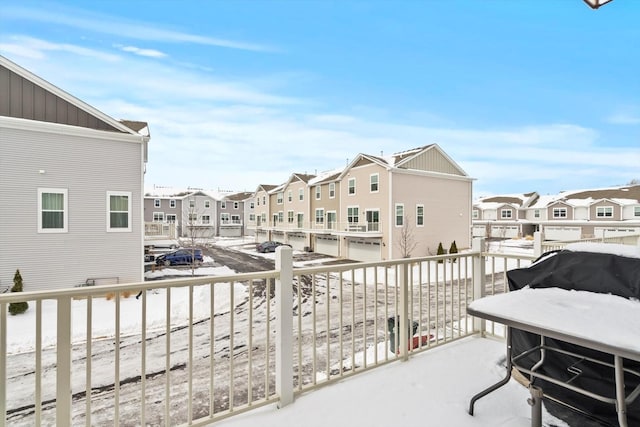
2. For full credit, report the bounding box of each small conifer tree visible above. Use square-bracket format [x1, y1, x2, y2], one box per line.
[449, 241, 458, 263]
[437, 242, 445, 263]
[9, 269, 29, 315]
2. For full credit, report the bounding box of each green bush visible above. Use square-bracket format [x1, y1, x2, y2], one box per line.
[9, 269, 29, 316]
[449, 241, 458, 262]
[437, 242, 445, 263]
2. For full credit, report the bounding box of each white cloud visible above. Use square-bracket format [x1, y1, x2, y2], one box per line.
[606, 110, 640, 125]
[116, 45, 167, 58]
[4, 5, 275, 52]
[2, 35, 121, 62]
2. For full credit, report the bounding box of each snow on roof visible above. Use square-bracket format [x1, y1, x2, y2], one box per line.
[564, 242, 640, 259]
[308, 168, 343, 185]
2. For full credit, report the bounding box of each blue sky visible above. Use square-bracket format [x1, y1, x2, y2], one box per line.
[1, 0, 638, 197]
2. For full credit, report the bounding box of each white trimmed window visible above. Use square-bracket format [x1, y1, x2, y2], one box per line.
[202, 215, 210, 224]
[395, 204, 404, 226]
[221, 201, 226, 209]
[170, 199, 176, 208]
[288, 190, 292, 202]
[166, 214, 176, 223]
[315, 185, 321, 200]
[288, 210, 294, 223]
[348, 178, 356, 195]
[635, 206, 640, 217]
[534, 209, 540, 218]
[370, 174, 379, 192]
[278, 211, 284, 223]
[250, 201, 255, 209]
[596, 206, 613, 218]
[107, 191, 131, 232]
[154, 199, 161, 208]
[263, 196, 266, 205]
[221, 213, 230, 223]
[416, 204, 424, 226]
[472, 209, 479, 219]
[249, 213, 256, 221]
[189, 199, 195, 208]
[329, 183, 336, 198]
[38, 188, 68, 233]
[204, 200, 210, 208]
[277, 192, 284, 204]
[501, 209, 512, 219]
[347, 206, 359, 223]
[234, 201, 239, 209]
[231, 214, 240, 223]
[153, 212, 164, 222]
[553, 207, 567, 218]
[299, 189, 304, 201]
[315, 208, 325, 224]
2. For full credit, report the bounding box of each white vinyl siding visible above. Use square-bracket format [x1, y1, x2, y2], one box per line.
[38, 188, 68, 233]
[107, 191, 131, 232]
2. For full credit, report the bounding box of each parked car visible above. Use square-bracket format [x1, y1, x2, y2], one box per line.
[256, 241, 292, 253]
[155, 249, 203, 266]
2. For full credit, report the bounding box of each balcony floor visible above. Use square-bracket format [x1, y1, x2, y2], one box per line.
[219, 336, 571, 427]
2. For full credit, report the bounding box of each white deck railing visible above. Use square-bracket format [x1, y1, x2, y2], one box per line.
[0, 239, 536, 426]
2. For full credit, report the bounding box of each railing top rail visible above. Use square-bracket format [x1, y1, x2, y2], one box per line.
[0, 270, 279, 303]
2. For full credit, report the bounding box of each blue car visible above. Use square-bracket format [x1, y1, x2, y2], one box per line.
[155, 249, 203, 266]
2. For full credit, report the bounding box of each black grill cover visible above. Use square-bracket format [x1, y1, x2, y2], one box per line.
[506, 248, 640, 426]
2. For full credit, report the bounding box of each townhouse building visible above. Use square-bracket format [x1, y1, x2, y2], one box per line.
[249, 145, 473, 261]
[217, 192, 252, 237]
[473, 185, 640, 240]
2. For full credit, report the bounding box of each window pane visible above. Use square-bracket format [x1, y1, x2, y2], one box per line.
[110, 195, 129, 211]
[110, 212, 128, 228]
[42, 193, 64, 210]
[42, 211, 63, 229]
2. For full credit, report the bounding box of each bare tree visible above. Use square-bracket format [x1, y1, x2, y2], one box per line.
[183, 194, 214, 276]
[396, 214, 418, 258]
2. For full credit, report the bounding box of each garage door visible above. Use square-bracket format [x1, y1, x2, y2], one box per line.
[594, 227, 639, 238]
[347, 239, 381, 262]
[490, 225, 519, 238]
[288, 234, 307, 251]
[472, 225, 487, 237]
[315, 236, 339, 257]
[219, 226, 242, 237]
[544, 226, 581, 241]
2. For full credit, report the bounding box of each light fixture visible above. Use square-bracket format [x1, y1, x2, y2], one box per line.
[583, 0, 614, 9]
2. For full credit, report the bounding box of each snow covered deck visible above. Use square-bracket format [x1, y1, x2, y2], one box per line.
[220, 336, 568, 427]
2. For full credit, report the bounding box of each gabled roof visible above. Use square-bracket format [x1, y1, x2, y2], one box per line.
[309, 169, 343, 185]
[0, 55, 146, 137]
[255, 184, 278, 193]
[338, 144, 469, 179]
[225, 192, 253, 201]
[474, 192, 539, 210]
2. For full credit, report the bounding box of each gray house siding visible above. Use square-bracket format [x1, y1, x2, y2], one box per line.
[0, 123, 144, 292]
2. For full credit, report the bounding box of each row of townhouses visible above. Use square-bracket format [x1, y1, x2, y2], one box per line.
[472, 185, 640, 240]
[145, 145, 475, 262]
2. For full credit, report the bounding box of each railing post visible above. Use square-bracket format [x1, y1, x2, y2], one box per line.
[398, 261, 409, 361]
[533, 231, 543, 258]
[472, 238, 486, 335]
[275, 246, 294, 407]
[56, 297, 72, 426]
